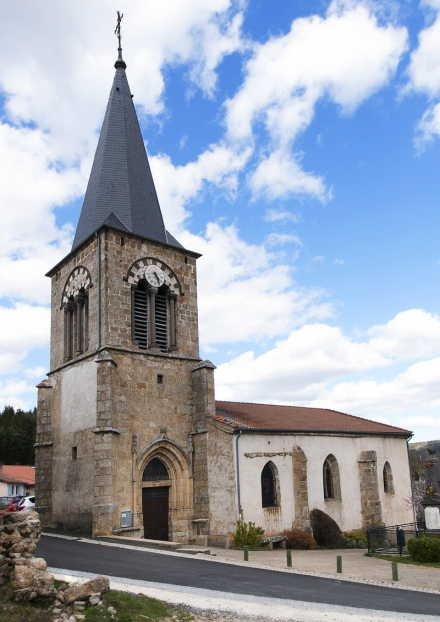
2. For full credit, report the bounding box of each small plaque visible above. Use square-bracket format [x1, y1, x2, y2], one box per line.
[425, 506, 440, 530]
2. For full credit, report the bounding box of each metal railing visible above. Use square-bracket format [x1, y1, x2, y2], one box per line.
[367, 521, 440, 555]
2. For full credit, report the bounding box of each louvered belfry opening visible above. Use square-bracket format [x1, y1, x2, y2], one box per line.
[155, 290, 168, 352]
[133, 284, 148, 349]
[133, 280, 171, 351]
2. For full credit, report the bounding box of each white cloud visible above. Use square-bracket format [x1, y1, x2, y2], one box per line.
[1, 0, 245, 161]
[0, 379, 37, 412]
[313, 357, 440, 418]
[24, 367, 47, 379]
[215, 312, 440, 422]
[180, 223, 335, 347]
[215, 322, 390, 402]
[406, 1, 440, 146]
[225, 0, 407, 199]
[150, 143, 252, 232]
[249, 150, 332, 202]
[265, 233, 302, 247]
[0, 304, 50, 376]
[415, 102, 440, 149]
[367, 309, 440, 360]
[399, 415, 440, 428]
[264, 209, 300, 223]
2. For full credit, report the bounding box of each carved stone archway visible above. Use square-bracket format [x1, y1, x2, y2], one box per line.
[136, 440, 192, 542]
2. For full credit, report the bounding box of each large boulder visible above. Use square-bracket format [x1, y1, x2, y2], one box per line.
[64, 576, 110, 604]
[310, 509, 344, 547]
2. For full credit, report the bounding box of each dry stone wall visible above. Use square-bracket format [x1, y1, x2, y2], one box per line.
[0, 511, 56, 601]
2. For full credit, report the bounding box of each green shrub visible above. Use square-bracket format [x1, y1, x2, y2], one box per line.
[408, 536, 440, 563]
[232, 510, 265, 548]
[343, 530, 367, 544]
[282, 528, 316, 550]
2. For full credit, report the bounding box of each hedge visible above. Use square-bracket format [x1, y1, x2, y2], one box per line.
[407, 536, 440, 563]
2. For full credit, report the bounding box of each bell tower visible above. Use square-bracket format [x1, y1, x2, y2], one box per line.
[35, 22, 216, 541]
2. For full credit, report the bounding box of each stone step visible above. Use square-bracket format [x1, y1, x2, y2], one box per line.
[179, 548, 212, 555]
[101, 535, 182, 549]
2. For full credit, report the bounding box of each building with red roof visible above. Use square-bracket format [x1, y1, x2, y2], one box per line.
[0, 465, 35, 497]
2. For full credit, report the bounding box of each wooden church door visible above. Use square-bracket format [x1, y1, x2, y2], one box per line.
[142, 487, 169, 541]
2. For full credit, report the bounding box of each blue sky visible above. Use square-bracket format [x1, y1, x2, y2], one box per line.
[1, 0, 440, 442]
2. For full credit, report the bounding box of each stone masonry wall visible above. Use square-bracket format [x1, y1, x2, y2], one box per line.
[48, 229, 200, 372]
[35, 379, 54, 523]
[292, 445, 311, 532]
[0, 511, 55, 601]
[41, 227, 206, 539]
[358, 450, 384, 530]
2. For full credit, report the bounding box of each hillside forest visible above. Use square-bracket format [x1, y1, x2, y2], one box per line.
[0, 405, 37, 466]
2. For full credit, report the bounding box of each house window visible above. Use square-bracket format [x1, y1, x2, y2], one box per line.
[383, 461, 394, 493]
[72, 446, 78, 460]
[132, 281, 177, 352]
[142, 458, 169, 482]
[8, 485, 22, 496]
[261, 462, 280, 508]
[323, 454, 341, 501]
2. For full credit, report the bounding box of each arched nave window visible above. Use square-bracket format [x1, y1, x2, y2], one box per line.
[261, 461, 280, 508]
[323, 454, 341, 501]
[383, 461, 394, 494]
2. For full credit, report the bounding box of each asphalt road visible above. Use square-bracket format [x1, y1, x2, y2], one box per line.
[36, 536, 440, 617]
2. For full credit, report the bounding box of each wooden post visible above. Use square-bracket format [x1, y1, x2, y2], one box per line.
[244, 545, 249, 561]
[392, 561, 398, 581]
[287, 549, 292, 568]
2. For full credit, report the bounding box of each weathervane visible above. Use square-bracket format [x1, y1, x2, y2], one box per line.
[115, 11, 124, 50]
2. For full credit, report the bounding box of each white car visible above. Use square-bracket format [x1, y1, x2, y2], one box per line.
[17, 496, 35, 511]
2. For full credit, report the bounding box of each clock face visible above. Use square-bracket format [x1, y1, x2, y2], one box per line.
[145, 265, 165, 287]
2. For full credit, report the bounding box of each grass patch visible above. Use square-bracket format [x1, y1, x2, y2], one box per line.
[85, 590, 195, 621]
[0, 583, 198, 622]
[365, 553, 440, 569]
[0, 584, 54, 622]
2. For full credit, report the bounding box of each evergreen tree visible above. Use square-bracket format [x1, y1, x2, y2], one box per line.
[0, 405, 37, 465]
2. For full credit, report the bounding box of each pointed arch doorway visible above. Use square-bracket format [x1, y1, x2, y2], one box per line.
[142, 458, 171, 541]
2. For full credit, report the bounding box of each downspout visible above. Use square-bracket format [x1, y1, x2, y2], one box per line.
[235, 430, 243, 517]
[95, 232, 101, 350]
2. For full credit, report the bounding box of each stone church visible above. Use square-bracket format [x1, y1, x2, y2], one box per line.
[34, 44, 414, 546]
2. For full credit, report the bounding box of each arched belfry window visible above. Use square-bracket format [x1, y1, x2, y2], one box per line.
[130, 261, 178, 353]
[383, 461, 394, 493]
[261, 461, 280, 508]
[142, 458, 170, 482]
[62, 267, 92, 361]
[323, 454, 341, 501]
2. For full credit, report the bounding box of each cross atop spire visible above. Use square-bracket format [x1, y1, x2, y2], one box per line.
[114, 11, 126, 69]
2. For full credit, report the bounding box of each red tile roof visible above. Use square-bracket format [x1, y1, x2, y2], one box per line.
[214, 401, 411, 436]
[0, 465, 35, 485]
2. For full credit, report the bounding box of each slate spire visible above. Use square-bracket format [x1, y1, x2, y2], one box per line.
[72, 33, 179, 251]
